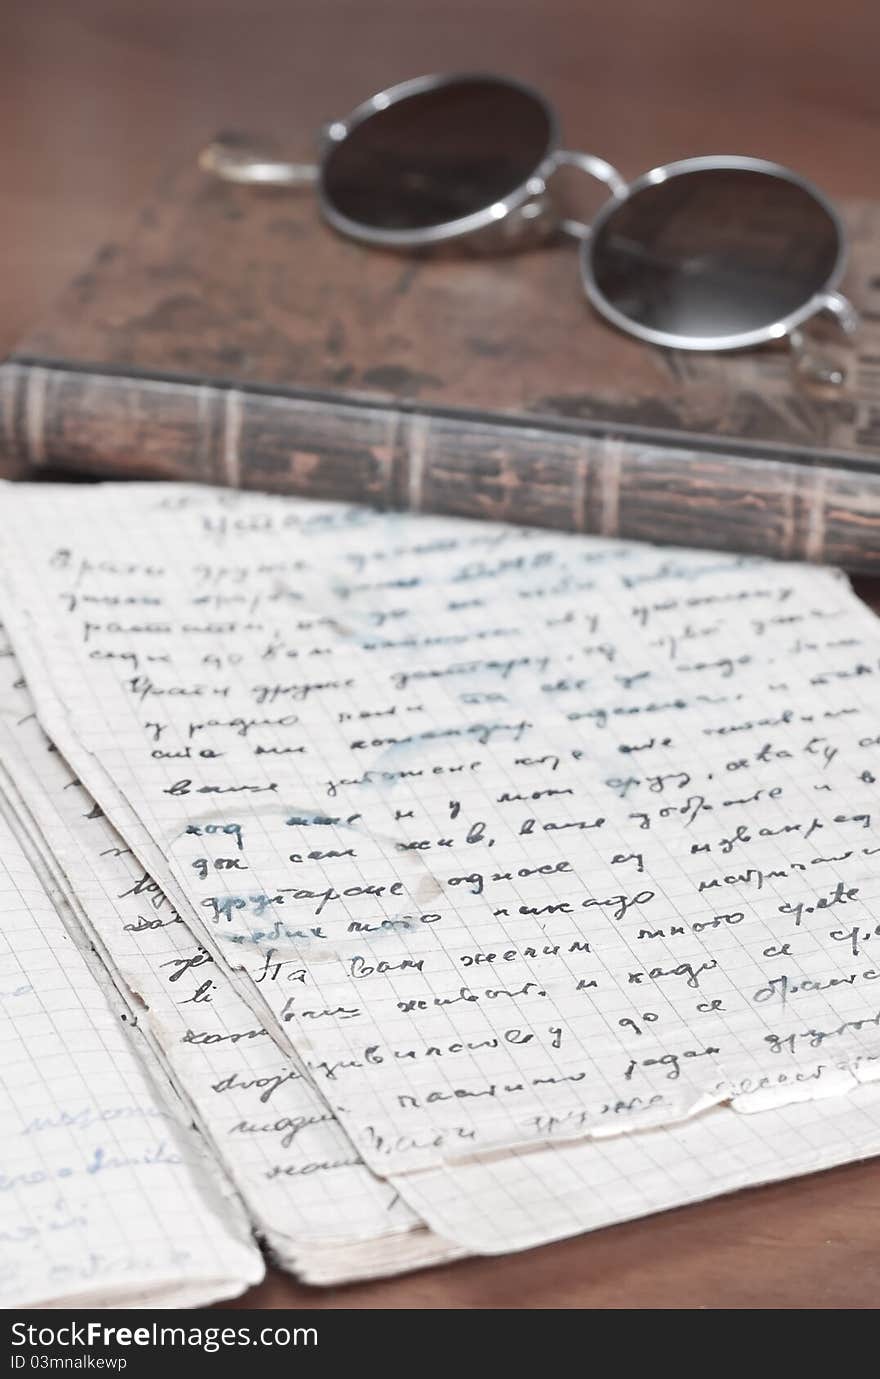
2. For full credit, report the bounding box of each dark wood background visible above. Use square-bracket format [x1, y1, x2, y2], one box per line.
[4, 0, 880, 1309]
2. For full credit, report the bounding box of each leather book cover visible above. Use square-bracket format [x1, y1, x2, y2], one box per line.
[2, 145, 880, 569]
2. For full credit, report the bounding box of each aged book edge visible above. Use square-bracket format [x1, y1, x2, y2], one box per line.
[2, 356, 880, 572]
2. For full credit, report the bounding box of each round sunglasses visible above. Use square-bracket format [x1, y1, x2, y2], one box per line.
[201, 71, 857, 358]
[201, 72, 624, 250]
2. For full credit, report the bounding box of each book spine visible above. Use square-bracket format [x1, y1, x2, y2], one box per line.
[2, 359, 880, 572]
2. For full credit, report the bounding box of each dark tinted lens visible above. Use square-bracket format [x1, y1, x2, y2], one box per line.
[588, 167, 840, 343]
[322, 77, 553, 233]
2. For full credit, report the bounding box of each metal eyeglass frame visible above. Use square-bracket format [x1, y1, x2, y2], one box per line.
[199, 70, 626, 249]
[200, 71, 858, 368]
[578, 153, 857, 358]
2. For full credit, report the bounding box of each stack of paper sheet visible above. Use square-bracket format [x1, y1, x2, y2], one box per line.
[2, 480, 880, 1305]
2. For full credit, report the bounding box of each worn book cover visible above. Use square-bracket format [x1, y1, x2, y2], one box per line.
[2, 146, 880, 568]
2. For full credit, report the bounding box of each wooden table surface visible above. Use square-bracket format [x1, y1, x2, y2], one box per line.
[4, 0, 880, 1309]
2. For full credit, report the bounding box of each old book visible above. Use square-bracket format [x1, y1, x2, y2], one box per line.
[1, 147, 880, 569]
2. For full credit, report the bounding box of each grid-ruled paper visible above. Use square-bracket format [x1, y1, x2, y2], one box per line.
[0, 626, 459, 1284]
[393, 1079, 880, 1253]
[2, 480, 880, 1258]
[0, 786, 262, 1306]
[6, 624, 880, 1268]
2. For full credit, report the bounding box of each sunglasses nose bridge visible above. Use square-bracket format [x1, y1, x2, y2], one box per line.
[545, 149, 628, 241]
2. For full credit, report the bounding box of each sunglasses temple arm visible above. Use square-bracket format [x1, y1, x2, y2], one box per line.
[199, 137, 319, 187]
[817, 289, 859, 336]
[789, 292, 859, 388]
[548, 150, 628, 240]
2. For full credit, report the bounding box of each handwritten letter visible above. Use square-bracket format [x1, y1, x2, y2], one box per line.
[0, 770, 261, 1305]
[0, 629, 456, 1284]
[2, 481, 880, 1246]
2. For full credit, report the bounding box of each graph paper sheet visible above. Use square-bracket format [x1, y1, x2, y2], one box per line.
[0, 630, 460, 1285]
[0, 788, 262, 1306]
[2, 481, 880, 1257]
[391, 1080, 880, 1252]
[5, 634, 880, 1268]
